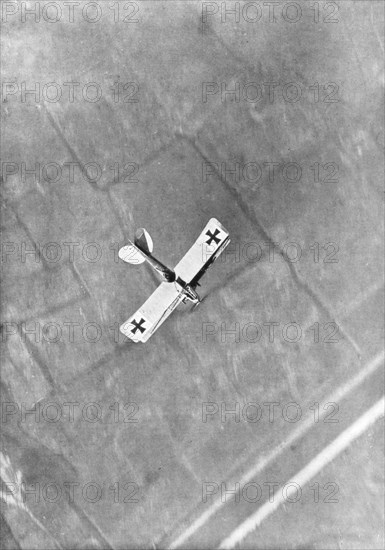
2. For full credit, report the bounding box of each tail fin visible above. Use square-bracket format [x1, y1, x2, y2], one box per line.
[135, 228, 153, 254]
[118, 228, 153, 265]
[120, 228, 175, 283]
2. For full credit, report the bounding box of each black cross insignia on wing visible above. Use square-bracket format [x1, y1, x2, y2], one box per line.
[205, 229, 221, 245]
[131, 318, 146, 334]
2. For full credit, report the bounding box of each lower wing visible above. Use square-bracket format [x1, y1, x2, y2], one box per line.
[120, 282, 184, 343]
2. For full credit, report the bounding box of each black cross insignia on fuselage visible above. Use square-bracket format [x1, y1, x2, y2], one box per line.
[205, 229, 221, 246]
[131, 318, 146, 334]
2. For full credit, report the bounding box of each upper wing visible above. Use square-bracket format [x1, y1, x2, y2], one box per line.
[174, 218, 230, 285]
[120, 282, 184, 343]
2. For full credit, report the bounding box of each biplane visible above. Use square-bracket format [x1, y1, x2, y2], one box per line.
[118, 218, 230, 342]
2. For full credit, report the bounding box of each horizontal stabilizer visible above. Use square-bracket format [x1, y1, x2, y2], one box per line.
[118, 244, 146, 264]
